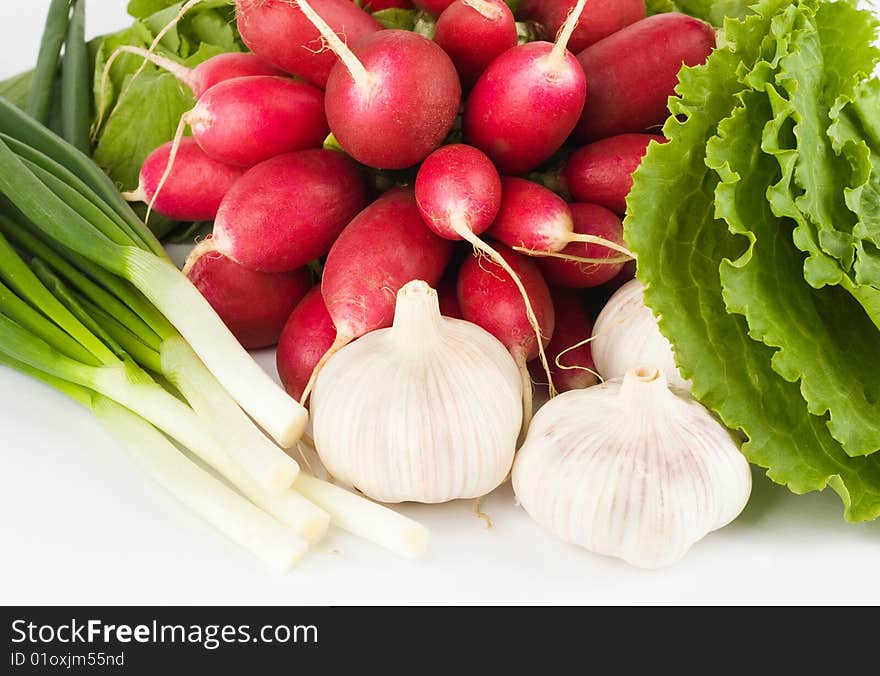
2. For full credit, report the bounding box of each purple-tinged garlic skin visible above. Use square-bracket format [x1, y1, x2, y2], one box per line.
[512, 367, 751, 569]
[592, 279, 690, 391]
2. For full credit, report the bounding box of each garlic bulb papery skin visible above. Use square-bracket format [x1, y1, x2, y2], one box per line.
[512, 367, 751, 569]
[311, 280, 523, 504]
[592, 278, 690, 391]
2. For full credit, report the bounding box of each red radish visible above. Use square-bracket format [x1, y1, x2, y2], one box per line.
[415, 145, 501, 241]
[413, 0, 456, 13]
[314, 20, 461, 169]
[276, 286, 338, 401]
[237, 0, 381, 88]
[301, 188, 454, 401]
[181, 76, 328, 167]
[147, 76, 329, 216]
[537, 203, 626, 288]
[363, 0, 413, 8]
[575, 13, 716, 141]
[462, 0, 588, 175]
[518, 0, 645, 53]
[123, 138, 246, 222]
[488, 177, 633, 265]
[529, 291, 597, 393]
[434, 0, 518, 89]
[186, 253, 311, 349]
[437, 274, 463, 319]
[457, 244, 555, 427]
[184, 149, 368, 274]
[565, 134, 665, 214]
[93, 1, 279, 129]
[415, 144, 556, 392]
[100, 48, 284, 100]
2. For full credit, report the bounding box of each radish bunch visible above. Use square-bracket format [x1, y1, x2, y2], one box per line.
[123, 0, 715, 424]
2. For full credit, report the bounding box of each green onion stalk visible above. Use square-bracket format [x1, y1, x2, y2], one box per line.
[0, 96, 430, 561]
[0, 100, 308, 449]
[0, 351, 308, 572]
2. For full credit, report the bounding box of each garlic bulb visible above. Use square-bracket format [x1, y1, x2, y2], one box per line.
[592, 279, 689, 391]
[512, 367, 751, 569]
[311, 280, 522, 503]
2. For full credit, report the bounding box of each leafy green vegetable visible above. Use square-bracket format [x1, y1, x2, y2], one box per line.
[91, 21, 157, 138]
[626, 0, 880, 521]
[89, 2, 243, 193]
[675, 0, 756, 25]
[93, 44, 225, 191]
[127, 0, 180, 19]
[0, 72, 34, 110]
[645, 0, 678, 16]
[644, 0, 756, 24]
[371, 7, 421, 29]
[712, 90, 880, 458]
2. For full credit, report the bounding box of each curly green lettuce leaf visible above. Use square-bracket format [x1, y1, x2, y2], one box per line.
[626, 0, 880, 521]
[673, 0, 757, 25]
[709, 88, 880, 458]
[833, 79, 880, 285]
[765, 1, 880, 300]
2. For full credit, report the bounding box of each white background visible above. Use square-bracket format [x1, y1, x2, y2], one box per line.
[1, 1, 879, 605]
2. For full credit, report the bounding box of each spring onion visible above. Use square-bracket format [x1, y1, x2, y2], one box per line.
[0, 103, 431, 564]
[26, 0, 70, 125]
[60, 0, 90, 154]
[0, 134, 308, 447]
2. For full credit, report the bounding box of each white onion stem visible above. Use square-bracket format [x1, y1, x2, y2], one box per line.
[161, 336, 300, 495]
[295, 473, 429, 558]
[93, 396, 308, 572]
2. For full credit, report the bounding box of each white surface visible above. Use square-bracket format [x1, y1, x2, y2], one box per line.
[2, 1, 880, 606]
[0, 0, 131, 79]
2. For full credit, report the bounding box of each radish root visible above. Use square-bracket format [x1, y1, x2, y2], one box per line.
[294, 0, 372, 88]
[554, 335, 603, 383]
[454, 220, 557, 398]
[473, 498, 494, 528]
[300, 333, 351, 405]
[182, 236, 219, 277]
[121, 186, 148, 203]
[513, 246, 633, 265]
[567, 233, 635, 258]
[518, 359, 534, 436]
[296, 440, 317, 476]
[550, 0, 588, 66]
[463, 0, 504, 21]
[145, 112, 191, 226]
